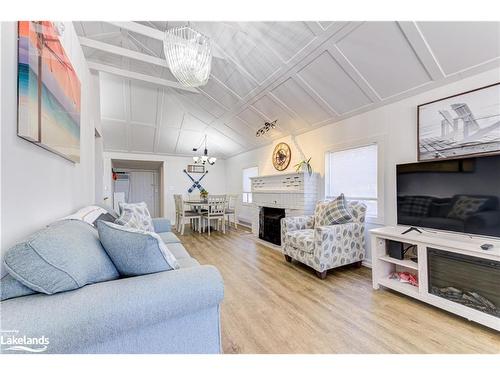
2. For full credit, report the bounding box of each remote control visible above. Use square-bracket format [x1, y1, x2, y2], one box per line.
[480, 244, 494, 250]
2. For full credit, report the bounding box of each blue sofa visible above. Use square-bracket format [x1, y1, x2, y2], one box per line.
[0, 218, 224, 354]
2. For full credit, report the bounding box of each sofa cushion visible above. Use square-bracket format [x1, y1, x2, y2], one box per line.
[165, 243, 191, 260]
[285, 229, 315, 254]
[97, 221, 179, 276]
[0, 273, 37, 301]
[152, 217, 172, 233]
[3, 220, 119, 295]
[159, 231, 181, 244]
[115, 202, 155, 232]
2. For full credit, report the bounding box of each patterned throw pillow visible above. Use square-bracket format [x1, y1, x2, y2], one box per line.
[315, 194, 353, 227]
[447, 196, 487, 220]
[116, 202, 155, 232]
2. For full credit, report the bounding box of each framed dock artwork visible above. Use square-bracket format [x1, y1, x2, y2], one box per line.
[17, 21, 81, 163]
[417, 82, 500, 161]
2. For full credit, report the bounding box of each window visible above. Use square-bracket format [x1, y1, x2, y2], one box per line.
[242, 166, 258, 204]
[326, 144, 379, 219]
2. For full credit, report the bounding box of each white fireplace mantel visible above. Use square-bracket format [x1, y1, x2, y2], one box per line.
[250, 172, 318, 236]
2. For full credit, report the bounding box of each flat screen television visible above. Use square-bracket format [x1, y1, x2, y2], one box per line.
[396, 154, 500, 238]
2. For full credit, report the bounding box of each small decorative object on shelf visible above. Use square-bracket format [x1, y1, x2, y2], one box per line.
[200, 189, 209, 201]
[294, 157, 312, 176]
[388, 271, 419, 287]
[256, 120, 277, 137]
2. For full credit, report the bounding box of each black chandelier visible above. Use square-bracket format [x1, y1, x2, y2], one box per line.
[256, 120, 277, 137]
[192, 135, 216, 165]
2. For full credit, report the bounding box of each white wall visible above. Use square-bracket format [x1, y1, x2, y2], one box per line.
[1, 22, 98, 267]
[225, 67, 500, 262]
[103, 152, 227, 224]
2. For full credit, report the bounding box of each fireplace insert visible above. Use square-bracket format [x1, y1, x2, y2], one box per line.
[259, 207, 285, 246]
[427, 248, 500, 317]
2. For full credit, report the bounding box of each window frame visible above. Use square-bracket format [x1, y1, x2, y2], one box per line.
[324, 137, 385, 225]
[242, 166, 259, 206]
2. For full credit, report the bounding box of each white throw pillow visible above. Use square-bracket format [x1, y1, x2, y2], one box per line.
[115, 202, 155, 232]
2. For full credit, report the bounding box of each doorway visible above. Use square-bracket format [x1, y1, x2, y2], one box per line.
[111, 159, 163, 218]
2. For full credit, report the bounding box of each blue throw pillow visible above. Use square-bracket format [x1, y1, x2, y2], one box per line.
[97, 221, 179, 276]
[0, 273, 37, 301]
[3, 220, 119, 295]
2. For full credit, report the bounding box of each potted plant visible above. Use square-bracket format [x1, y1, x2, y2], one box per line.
[200, 189, 209, 202]
[294, 157, 313, 176]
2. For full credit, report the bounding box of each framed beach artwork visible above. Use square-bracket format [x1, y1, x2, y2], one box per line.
[17, 21, 81, 163]
[417, 83, 500, 161]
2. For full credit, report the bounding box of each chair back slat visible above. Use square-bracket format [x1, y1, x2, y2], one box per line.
[208, 195, 227, 215]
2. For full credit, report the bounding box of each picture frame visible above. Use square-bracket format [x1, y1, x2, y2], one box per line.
[187, 164, 205, 173]
[417, 82, 500, 161]
[17, 21, 81, 163]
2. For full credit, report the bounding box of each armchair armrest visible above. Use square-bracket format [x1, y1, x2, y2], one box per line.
[281, 215, 315, 247]
[281, 215, 315, 232]
[152, 217, 172, 233]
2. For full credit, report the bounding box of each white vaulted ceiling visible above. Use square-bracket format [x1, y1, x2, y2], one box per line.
[74, 21, 500, 158]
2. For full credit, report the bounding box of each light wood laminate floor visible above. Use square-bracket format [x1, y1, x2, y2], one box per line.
[179, 226, 500, 354]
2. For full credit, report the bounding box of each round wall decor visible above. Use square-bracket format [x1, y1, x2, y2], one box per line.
[272, 142, 291, 171]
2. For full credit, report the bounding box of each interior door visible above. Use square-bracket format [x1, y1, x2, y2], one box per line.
[129, 171, 159, 217]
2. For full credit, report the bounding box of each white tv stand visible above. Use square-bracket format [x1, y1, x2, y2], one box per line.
[370, 226, 500, 331]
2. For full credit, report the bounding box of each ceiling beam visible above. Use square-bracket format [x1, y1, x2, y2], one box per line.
[108, 21, 165, 40]
[79, 37, 169, 68]
[87, 61, 198, 93]
[398, 22, 446, 81]
[106, 21, 226, 59]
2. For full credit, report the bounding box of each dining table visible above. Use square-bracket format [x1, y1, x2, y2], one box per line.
[183, 199, 212, 214]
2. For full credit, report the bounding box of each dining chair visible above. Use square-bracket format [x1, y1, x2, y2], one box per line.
[173, 194, 182, 232]
[178, 197, 202, 235]
[202, 195, 227, 236]
[225, 194, 238, 230]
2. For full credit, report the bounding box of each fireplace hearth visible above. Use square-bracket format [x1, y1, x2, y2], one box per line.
[259, 207, 286, 246]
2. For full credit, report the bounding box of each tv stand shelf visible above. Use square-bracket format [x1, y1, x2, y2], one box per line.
[370, 226, 500, 331]
[378, 255, 418, 270]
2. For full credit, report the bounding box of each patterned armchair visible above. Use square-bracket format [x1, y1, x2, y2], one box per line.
[280, 201, 367, 279]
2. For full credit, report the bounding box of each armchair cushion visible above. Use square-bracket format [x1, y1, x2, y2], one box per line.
[284, 229, 315, 254]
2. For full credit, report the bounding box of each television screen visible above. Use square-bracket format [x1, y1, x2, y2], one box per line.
[396, 154, 500, 238]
